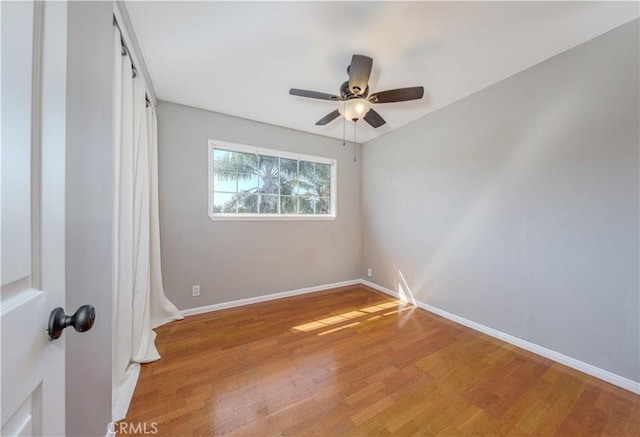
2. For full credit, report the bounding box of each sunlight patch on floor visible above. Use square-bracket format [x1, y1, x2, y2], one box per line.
[317, 322, 361, 336]
[292, 310, 367, 332]
[360, 301, 398, 313]
[291, 299, 412, 335]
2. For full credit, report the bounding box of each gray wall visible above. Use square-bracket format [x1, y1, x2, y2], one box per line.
[65, 1, 114, 435]
[361, 20, 639, 382]
[157, 102, 362, 310]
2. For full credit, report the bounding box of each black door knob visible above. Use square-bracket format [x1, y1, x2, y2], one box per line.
[48, 305, 95, 340]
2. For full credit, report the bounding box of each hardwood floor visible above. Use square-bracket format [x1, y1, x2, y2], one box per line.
[121, 285, 639, 436]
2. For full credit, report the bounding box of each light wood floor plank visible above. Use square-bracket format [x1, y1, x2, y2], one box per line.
[120, 285, 639, 436]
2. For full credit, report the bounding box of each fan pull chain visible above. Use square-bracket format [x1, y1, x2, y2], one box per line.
[342, 102, 346, 146]
[353, 122, 357, 162]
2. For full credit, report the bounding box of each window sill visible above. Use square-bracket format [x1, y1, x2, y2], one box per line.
[208, 213, 336, 222]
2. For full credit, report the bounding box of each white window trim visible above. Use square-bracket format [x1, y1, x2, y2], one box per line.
[208, 139, 337, 221]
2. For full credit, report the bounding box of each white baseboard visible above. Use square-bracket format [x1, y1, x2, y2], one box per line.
[360, 279, 640, 395]
[180, 279, 361, 317]
[178, 278, 639, 394]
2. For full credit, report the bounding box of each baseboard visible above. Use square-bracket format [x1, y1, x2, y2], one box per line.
[177, 278, 639, 394]
[360, 279, 640, 394]
[180, 279, 361, 317]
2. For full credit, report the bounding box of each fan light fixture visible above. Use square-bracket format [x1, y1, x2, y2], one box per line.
[289, 54, 425, 161]
[338, 98, 371, 122]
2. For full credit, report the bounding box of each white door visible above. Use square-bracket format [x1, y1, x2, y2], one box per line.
[1, 1, 68, 435]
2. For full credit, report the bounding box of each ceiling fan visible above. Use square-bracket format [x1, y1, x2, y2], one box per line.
[289, 54, 424, 128]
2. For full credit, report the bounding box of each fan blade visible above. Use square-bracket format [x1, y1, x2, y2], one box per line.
[364, 108, 386, 128]
[348, 54, 373, 96]
[290, 88, 340, 101]
[315, 109, 341, 126]
[369, 86, 424, 103]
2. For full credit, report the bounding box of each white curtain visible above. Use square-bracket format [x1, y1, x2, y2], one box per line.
[112, 25, 183, 422]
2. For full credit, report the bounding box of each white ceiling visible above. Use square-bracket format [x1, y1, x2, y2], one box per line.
[125, 1, 638, 144]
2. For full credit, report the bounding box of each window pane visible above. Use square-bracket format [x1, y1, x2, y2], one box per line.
[214, 171, 237, 192]
[315, 179, 330, 197]
[259, 155, 279, 173]
[258, 155, 279, 195]
[281, 195, 296, 214]
[299, 161, 315, 178]
[280, 177, 295, 196]
[259, 194, 278, 214]
[213, 192, 236, 213]
[316, 163, 330, 181]
[297, 161, 320, 196]
[317, 197, 330, 214]
[279, 158, 298, 196]
[299, 196, 314, 214]
[297, 161, 331, 197]
[236, 151, 258, 173]
[213, 149, 237, 172]
[280, 158, 298, 179]
[237, 193, 258, 213]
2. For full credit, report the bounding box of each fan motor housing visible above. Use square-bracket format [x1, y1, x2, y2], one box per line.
[340, 81, 368, 100]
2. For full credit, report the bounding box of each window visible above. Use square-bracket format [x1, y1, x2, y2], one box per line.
[208, 140, 337, 220]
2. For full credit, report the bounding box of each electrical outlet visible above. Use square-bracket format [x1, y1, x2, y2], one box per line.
[192, 285, 200, 297]
[367, 268, 372, 277]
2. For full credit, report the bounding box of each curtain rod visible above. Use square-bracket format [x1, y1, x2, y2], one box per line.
[114, 16, 152, 108]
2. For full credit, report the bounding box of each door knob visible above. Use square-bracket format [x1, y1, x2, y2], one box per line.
[48, 305, 95, 340]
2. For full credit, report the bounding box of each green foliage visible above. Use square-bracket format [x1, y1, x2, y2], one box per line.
[212, 149, 331, 215]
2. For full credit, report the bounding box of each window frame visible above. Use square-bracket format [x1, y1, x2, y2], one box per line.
[208, 139, 337, 221]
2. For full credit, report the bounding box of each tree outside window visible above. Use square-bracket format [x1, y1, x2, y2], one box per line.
[210, 144, 334, 217]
